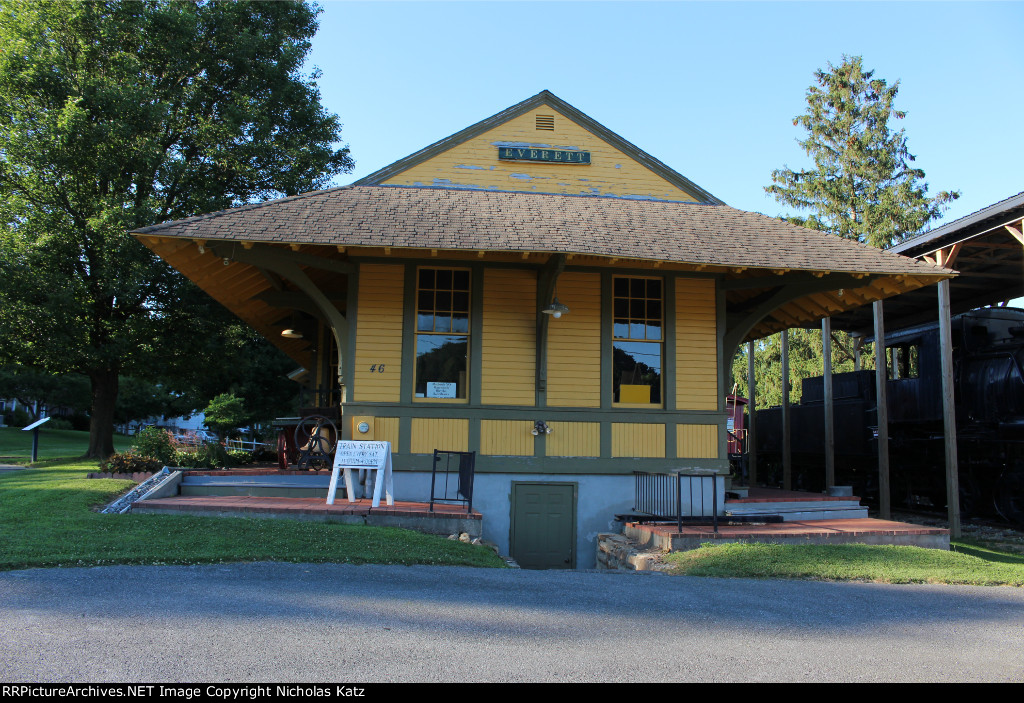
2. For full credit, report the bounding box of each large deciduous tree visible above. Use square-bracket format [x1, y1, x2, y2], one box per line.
[0, 1, 353, 457]
[766, 55, 958, 249]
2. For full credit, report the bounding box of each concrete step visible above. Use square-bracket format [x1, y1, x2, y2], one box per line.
[726, 499, 868, 521]
[179, 474, 339, 499]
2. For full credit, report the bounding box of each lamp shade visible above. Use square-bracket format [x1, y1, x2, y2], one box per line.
[541, 297, 570, 318]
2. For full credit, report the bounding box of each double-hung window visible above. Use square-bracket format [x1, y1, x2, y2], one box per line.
[415, 268, 470, 400]
[612, 276, 663, 405]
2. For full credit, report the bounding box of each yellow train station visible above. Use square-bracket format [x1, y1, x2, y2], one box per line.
[134, 91, 951, 567]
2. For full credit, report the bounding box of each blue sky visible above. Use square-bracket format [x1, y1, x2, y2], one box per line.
[306, 1, 1022, 229]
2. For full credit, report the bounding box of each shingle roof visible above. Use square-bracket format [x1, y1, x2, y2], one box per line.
[133, 185, 949, 277]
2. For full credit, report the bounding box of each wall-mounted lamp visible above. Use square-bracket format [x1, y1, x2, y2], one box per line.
[541, 297, 570, 319]
[531, 420, 553, 436]
[281, 329, 304, 339]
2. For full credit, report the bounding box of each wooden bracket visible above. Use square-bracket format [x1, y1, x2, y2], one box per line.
[934, 241, 963, 268]
[1005, 222, 1024, 246]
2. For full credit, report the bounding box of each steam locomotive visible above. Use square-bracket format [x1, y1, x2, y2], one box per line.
[753, 307, 1024, 526]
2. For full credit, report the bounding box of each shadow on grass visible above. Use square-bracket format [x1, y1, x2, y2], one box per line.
[953, 540, 1024, 565]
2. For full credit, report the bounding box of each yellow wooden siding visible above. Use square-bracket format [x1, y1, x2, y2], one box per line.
[375, 417, 400, 453]
[611, 423, 666, 458]
[675, 277, 718, 410]
[380, 105, 699, 202]
[546, 272, 601, 407]
[410, 418, 469, 454]
[480, 420, 535, 456]
[676, 424, 719, 459]
[481, 269, 536, 405]
[545, 422, 600, 457]
[347, 415, 401, 453]
[354, 264, 405, 402]
[349, 414, 375, 440]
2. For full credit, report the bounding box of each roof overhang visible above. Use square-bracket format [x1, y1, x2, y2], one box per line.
[827, 191, 1024, 336]
[134, 186, 954, 361]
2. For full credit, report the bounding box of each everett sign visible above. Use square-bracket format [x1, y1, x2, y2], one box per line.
[498, 147, 590, 164]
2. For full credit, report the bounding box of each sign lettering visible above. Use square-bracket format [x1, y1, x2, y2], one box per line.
[497, 147, 590, 164]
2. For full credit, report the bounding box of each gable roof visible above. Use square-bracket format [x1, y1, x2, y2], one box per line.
[352, 90, 725, 205]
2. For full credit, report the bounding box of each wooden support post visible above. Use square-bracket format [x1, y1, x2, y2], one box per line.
[873, 301, 891, 519]
[937, 278, 962, 538]
[853, 335, 863, 371]
[822, 317, 835, 490]
[747, 340, 757, 488]
[781, 329, 791, 491]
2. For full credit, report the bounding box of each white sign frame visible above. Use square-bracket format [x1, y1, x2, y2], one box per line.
[21, 417, 51, 432]
[327, 440, 394, 508]
[426, 382, 457, 399]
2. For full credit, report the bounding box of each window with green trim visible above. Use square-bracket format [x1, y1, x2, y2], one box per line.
[415, 268, 470, 400]
[612, 276, 663, 404]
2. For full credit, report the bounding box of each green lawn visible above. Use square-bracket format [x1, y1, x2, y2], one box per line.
[0, 426, 131, 464]
[0, 458, 506, 570]
[663, 541, 1024, 586]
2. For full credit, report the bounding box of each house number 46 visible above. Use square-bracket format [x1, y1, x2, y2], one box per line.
[368, 364, 386, 373]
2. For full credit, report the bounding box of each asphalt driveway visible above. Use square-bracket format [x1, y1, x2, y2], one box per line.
[1, 563, 1022, 682]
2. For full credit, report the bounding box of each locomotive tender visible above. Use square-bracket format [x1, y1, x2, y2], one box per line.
[754, 307, 1024, 525]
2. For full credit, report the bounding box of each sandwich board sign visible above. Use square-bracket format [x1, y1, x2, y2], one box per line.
[327, 440, 393, 508]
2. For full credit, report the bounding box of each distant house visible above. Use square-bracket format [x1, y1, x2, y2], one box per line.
[118, 412, 208, 437]
[133, 91, 951, 566]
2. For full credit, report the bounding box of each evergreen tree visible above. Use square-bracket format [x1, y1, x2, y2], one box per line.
[766, 55, 958, 249]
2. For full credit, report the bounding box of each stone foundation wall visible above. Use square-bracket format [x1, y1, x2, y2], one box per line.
[596, 533, 666, 571]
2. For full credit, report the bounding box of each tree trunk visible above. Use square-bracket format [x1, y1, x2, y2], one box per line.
[85, 368, 119, 459]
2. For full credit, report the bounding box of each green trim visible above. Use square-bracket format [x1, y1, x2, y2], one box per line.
[536, 254, 566, 403]
[716, 277, 727, 415]
[345, 266, 359, 400]
[342, 402, 722, 423]
[392, 454, 725, 475]
[599, 421, 612, 460]
[469, 262, 484, 406]
[400, 264, 417, 404]
[600, 269, 613, 410]
[468, 416, 481, 457]
[352, 90, 725, 205]
[663, 274, 677, 415]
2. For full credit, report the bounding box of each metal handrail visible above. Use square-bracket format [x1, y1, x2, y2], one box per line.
[429, 449, 476, 514]
[633, 470, 719, 533]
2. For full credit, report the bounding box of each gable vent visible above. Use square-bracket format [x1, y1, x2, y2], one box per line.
[535, 114, 555, 131]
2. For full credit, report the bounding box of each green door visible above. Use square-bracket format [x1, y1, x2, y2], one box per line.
[511, 482, 576, 569]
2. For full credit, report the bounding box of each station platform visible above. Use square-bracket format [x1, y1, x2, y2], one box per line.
[132, 493, 482, 539]
[625, 517, 949, 551]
